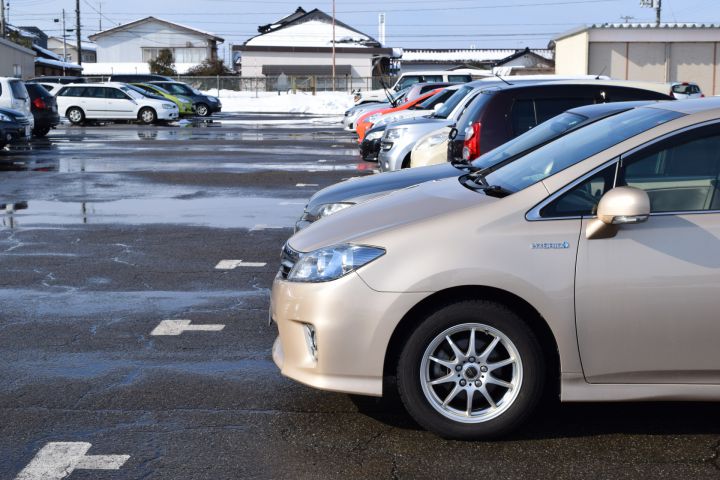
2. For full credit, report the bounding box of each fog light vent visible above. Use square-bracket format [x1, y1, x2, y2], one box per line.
[303, 323, 318, 360]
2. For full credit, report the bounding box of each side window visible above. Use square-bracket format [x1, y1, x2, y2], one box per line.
[619, 128, 720, 212]
[534, 98, 593, 124]
[606, 87, 669, 102]
[511, 99, 536, 135]
[85, 87, 105, 98]
[448, 75, 471, 82]
[424, 75, 443, 83]
[540, 164, 616, 218]
[106, 88, 129, 100]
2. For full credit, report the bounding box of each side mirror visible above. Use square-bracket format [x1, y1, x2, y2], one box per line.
[433, 103, 444, 112]
[586, 187, 650, 240]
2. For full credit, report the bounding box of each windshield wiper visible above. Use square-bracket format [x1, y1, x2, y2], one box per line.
[459, 172, 513, 198]
[451, 158, 485, 173]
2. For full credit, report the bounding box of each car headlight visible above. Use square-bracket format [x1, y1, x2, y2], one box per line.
[317, 202, 354, 219]
[365, 130, 384, 141]
[0, 113, 11, 122]
[385, 127, 408, 141]
[416, 132, 448, 151]
[162, 104, 175, 109]
[288, 244, 385, 282]
[366, 113, 381, 124]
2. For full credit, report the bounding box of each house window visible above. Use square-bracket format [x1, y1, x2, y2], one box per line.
[142, 47, 207, 63]
[12, 65, 21, 78]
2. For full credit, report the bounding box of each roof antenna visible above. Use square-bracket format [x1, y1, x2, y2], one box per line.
[595, 65, 607, 80]
[494, 71, 513, 86]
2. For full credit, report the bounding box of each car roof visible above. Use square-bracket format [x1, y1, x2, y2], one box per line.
[643, 96, 720, 114]
[566, 100, 668, 118]
[60, 82, 129, 87]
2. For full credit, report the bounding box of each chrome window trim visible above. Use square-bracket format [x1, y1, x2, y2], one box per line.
[526, 118, 720, 222]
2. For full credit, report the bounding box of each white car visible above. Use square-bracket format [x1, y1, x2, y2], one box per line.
[671, 82, 704, 99]
[56, 82, 179, 124]
[33, 82, 64, 96]
[0, 77, 34, 130]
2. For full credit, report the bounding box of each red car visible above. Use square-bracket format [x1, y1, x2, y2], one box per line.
[355, 88, 443, 142]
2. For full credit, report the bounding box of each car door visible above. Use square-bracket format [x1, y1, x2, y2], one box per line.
[574, 123, 720, 384]
[104, 87, 135, 118]
[81, 87, 106, 118]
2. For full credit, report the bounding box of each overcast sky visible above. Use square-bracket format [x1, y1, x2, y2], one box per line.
[8, 0, 720, 58]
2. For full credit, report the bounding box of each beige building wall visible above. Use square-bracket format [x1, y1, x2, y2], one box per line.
[627, 42, 667, 83]
[670, 42, 715, 94]
[588, 42, 627, 79]
[0, 38, 35, 79]
[554, 31, 589, 75]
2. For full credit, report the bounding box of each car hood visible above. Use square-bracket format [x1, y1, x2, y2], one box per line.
[306, 163, 460, 213]
[290, 175, 491, 253]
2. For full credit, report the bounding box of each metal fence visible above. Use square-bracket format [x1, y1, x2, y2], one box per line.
[84, 75, 385, 95]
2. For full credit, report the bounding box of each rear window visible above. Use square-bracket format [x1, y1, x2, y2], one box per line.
[448, 74, 472, 82]
[455, 89, 497, 130]
[9, 80, 27, 99]
[433, 85, 475, 119]
[418, 89, 455, 109]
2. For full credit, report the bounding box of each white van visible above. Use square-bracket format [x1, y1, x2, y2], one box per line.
[353, 69, 491, 105]
[0, 77, 34, 129]
[55, 82, 179, 124]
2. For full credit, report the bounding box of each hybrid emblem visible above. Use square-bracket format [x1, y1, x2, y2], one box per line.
[531, 241, 570, 250]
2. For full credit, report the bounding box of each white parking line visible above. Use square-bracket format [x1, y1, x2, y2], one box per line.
[215, 259, 267, 269]
[295, 183, 319, 187]
[150, 319, 225, 336]
[250, 224, 284, 232]
[15, 442, 129, 480]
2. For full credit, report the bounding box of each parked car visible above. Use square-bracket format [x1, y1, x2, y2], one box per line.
[108, 74, 174, 83]
[56, 82, 179, 125]
[0, 77, 33, 131]
[442, 81, 675, 167]
[149, 81, 221, 117]
[296, 101, 662, 231]
[29, 76, 86, 85]
[0, 107, 32, 148]
[671, 82, 704, 99]
[353, 69, 486, 104]
[356, 88, 446, 142]
[24, 83, 60, 137]
[410, 126, 454, 168]
[272, 99, 720, 440]
[342, 87, 411, 132]
[131, 83, 195, 116]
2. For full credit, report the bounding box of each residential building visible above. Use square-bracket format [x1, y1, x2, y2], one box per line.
[235, 7, 398, 79]
[553, 23, 720, 95]
[47, 37, 97, 64]
[33, 44, 82, 77]
[400, 47, 555, 74]
[0, 37, 35, 78]
[85, 17, 224, 75]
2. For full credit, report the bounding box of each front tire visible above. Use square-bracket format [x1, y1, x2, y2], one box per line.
[195, 103, 210, 117]
[66, 107, 84, 125]
[139, 107, 157, 125]
[397, 300, 544, 440]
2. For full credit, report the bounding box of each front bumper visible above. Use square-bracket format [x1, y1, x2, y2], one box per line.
[270, 272, 426, 396]
[157, 109, 179, 120]
[378, 137, 414, 172]
[359, 137, 381, 161]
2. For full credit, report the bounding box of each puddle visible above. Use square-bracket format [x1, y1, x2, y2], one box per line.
[0, 196, 307, 229]
[53, 158, 357, 173]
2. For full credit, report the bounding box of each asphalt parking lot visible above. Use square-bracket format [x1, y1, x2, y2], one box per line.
[2, 115, 720, 480]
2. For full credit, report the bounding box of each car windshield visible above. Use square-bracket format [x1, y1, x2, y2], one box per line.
[672, 84, 693, 94]
[390, 87, 410, 103]
[121, 87, 144, 100]
[484, 107, 684, 193]
[417, 89, 455, 110]
[147, 84, 171, 95]
[433, 85, 474, 119]
[163, 83, 194, 96]
[470, 112, 588, 171]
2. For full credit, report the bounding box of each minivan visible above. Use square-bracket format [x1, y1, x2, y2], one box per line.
[56, 82, 179, 124]
[271, 98, 720, 440]
[354, 69, 487, 104]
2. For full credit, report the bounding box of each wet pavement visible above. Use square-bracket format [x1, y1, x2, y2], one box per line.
[1, 115, 720, 479]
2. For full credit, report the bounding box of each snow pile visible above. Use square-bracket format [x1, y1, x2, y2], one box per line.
[204, 90, 354, 115]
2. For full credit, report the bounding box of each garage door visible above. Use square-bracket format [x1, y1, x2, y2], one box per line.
[627, 43, 667, 83]
[589, 42, 627, 79]
[670, 43, 714, 95]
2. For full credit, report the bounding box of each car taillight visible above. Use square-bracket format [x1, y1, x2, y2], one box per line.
[462, 122, 482, 161]
[33, 97, 47, 110]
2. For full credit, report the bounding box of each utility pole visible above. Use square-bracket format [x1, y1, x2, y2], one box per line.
[98, 2, 102, 31]
[640, 0, 661, 26]
[75, 0, 83, 65]
[0, 0, 5, 38]
[656, 0, 662, 26]
[331, 0, 336, 91]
